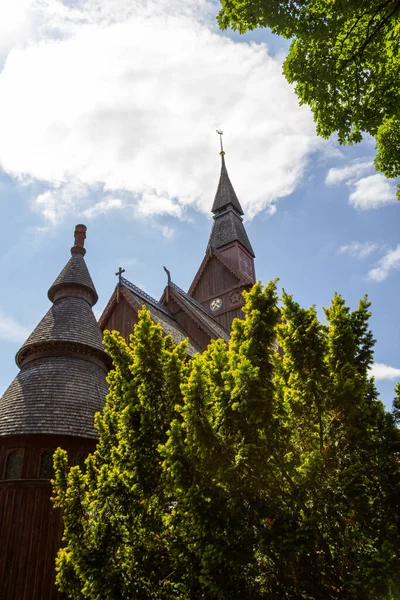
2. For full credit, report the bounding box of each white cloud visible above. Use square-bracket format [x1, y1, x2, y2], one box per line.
[368, 244, 400, 282]
[325, 161, 397, 210]
[338, 241, 379, 259]
[0, 0, 37, 64]
[0, 311, 30, 343]
[370, 363, 400, 381]
[137, 193, 183, 219]
[325, 161, 373, 186]
[82, 198, 126, 219]
[0, 0, 319, 224]
[349, 174, 397, 210]
[154, 223, 176, 240]
[33, 182, 88, 225]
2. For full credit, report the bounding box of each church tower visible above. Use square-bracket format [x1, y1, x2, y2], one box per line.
[188, 145, 256, 333]
[0, 225, 109, 600]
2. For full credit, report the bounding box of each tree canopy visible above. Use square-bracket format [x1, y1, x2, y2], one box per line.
[218, 0, 400, 197]
[53, 283, 400, 599]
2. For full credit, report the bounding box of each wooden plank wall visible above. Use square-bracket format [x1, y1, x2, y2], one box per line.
[0, 480, 64, 599]
[102, 295, 139, 343]
[0, 435, 95, 600]
[191, 257, 238, 303]
[214, 306, 244, 332]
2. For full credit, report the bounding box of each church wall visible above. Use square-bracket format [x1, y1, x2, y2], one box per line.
[169, 307, 211, 351]
[219, 243, 255, 282]
[214, 306, 245, 333]
[191, 257, 239, 303]
[102, 295, 139, 343]
[218, 243, 240, 271]
[0, 434, 95, 600]
[0, 479, 64, 599]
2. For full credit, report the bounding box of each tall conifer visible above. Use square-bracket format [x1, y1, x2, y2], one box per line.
[53, 287, 400, 600]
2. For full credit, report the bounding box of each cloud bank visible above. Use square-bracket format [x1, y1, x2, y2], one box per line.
[0, 0, 319, 225]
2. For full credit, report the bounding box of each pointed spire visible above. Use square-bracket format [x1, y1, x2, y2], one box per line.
[48, 224, 98, 305]
[17, 224, 106, 368]
[208, 147, 254, 257]
[0, 225, 109, 440]
[211, 153, 244, 216]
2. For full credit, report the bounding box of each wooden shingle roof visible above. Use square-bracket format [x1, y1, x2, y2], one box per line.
[17, 297, 104, 367]
[0, 357, 108, 438]
[211, 154, 244, 216]
[0, 225, 109, 439]
[48, 251, 98, 304]
[207, 208, 255, 257]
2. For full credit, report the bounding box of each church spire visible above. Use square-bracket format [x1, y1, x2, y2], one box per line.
[208, 144, 254, 257]
[211, 129, 244, 216]
[188, 138, 256, 332]
[211, 142, 244, 216]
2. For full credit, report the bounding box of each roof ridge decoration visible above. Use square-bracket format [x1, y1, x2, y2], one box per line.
[121, 277, 171, 316]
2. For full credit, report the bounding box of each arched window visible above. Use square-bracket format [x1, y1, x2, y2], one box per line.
[5, 450, 23, 479]
[39, 450, 54, 479]
[77, 453, 88, 474]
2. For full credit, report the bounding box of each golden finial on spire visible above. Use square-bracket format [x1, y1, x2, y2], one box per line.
[216, 130, 225, 155]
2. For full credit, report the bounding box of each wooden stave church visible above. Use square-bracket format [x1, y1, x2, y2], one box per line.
[0, 152, 256, 599]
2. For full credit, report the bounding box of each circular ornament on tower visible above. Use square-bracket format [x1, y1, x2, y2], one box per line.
[210, 298, 222, 311]
[230, 291, 241, 304]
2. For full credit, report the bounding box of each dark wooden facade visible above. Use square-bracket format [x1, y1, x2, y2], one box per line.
[0, 434, 95, 600]
[100, 289, 140, 343]
[188, 244, 255, 334]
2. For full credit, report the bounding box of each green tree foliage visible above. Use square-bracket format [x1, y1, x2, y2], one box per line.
[217, 0, 400, 197]
[53, 287, 400, 599]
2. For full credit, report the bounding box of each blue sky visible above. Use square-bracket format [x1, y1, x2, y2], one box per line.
[0, 0, 399, 410]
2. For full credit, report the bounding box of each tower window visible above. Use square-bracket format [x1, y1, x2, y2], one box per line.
[5, 450, 23, 480]
[39, 450, 54, 479]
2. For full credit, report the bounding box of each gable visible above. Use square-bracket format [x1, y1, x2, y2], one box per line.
[190, 255, 241, 303]
[99, 284, 200, 355]
[100, 292, 139, 342]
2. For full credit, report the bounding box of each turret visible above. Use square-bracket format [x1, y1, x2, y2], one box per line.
[0, 225, 109, 600]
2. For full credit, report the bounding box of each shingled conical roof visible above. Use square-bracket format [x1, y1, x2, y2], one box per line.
[208, 153, 254, 257]
[0, 225, 109, 439]
[207, 208, 254, 256]
[211, 154, 244, 216]
[48, 253, 98, 303]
